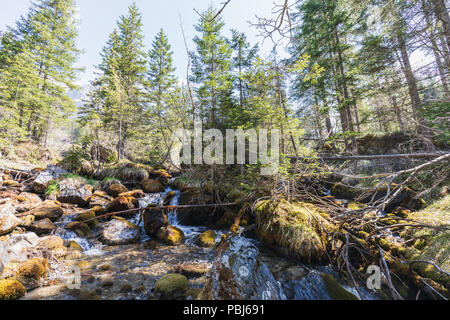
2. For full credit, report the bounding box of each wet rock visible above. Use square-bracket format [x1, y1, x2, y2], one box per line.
[65, 222, 92, 238]
[143, 207, 169, 236]
[2, 180, 22, 188]
[23, 200, 63, 222]
[101, 280, 114, 288]
[89, 190, 113, 208]
[100, 217, 140, 246]
[68, 289, 101, 300]
[156, 225, 184, 246]
[98, 263, 112, 272]
[74, 210, 98, 227]
[0, 279, 26, 300]
[163, 191, 176, 206]
[154, 274, 188, 300]
[16, 258, 49, 290]
[174, 262, 210, 278]
[106, 196, 138, 214]
[177, 188, 219, 227]
[14, 192, 42, 213]
[68, 241, 83, 252]
[26, 218, 55, 236]
[151, 169, 171, 185]
[57, 177, 93, 207]
[1, 233, 40, 264]
[195, 230, 216, 248]
[120, 283, 132, 293]
[0, 204, 22, 236]
[199, 236, 285, 300]
[117, 163, 149, 182]
[141, 179, 164, 193]
[105, 183, 128, 198]
[321, 274, 358, 300]
[37, 235, 66, 257]
[119, 190, 145, 199]
[91, 206, 108, 216]
[30, 165, 67, 194]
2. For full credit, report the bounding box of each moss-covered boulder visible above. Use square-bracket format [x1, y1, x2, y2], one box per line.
[16, 258, 49, 290]
[156, 225, 185, 245]
[254, 199, 334, 264]
[57, 177, 93, 207]
[105, 183, 128, 198]
[0, 279, 26, 300]
[74, 210, 98, 227]
[141, 179, 164, 193]
[321, 274, 359, 300]
[106, 196, 138, 214]
[65, 222, 92, 238]
[154, 274, 188, 300]
[195, 230, 216, 248]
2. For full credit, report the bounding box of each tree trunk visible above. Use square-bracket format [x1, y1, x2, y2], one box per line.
[432, 0, 450, 51]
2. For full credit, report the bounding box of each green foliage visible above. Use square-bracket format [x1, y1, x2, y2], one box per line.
[46, 182, 59, 196]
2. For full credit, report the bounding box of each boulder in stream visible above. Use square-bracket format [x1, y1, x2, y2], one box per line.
[0, 204, 22, 236]
[30, 165, 67, 194]
[143, 207, 169, 236]
[199, 235, 285, 300]
[0, 279, 26, 300]
[89, 190, 113, 208]
[23, 200, 63, 222]
[105, 183, 128, 198]
[106, 196, 138, 214]
[57, 177, 93, 207]
[100, 216, 141, 246]
[14, 192, 42, 213]
[153, 273, 188, 300]
[156, 225, 184, 245]
[15, 257, 49, 290]
[141, 179, 164, 193]
[26, 218, 55, 236]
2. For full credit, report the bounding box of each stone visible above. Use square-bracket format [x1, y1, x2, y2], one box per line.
[30, 165, 67, 194]
[57, 177, 93, 207]
[198, 235, 285, 300]
[156, 225, 184, 246]
[105, 183, 128, 198]
[37, 235, 66, 257]
[0, 279, 26, 300]
[0, 204, 22, 236]
[27, 218, 55, 236]
[154, 274, 188, 300]
[100, 217, 140, 246]
[140, 179, 164, 193]
[22, 200, 63, 222]
[174, 262, 210, 278]
[65, 222, 92, 238]
[106, 196, 138, 214]
[88, 190, 112, 208]
[143, 207, 169, 236]
[195, 230, 216, 248]
[16, 258, 49, 290]
[119, 190, 145, 199]
[14, 192, 42, 213]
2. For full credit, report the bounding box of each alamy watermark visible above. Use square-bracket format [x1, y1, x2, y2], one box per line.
[170, 120, 280, 176]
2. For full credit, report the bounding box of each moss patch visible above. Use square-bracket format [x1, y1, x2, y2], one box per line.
[321, 274, 359, 300]
[154, 274, 188, 300]
[0, 279, 26, 300]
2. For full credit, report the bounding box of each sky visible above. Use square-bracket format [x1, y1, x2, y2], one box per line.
[0, 0, 280, 86]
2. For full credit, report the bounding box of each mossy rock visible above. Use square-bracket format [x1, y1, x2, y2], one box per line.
[254, 199, 334, 264]
[74, 210, 98, 227]
[65, 222, 92, 237]
[0, 279, 26, 300]
[186, 287, 202, 300]
[141, 179, 164, 193]
[69, 241, 83, 251]
[195, 230, 216, 248]
[156, 225, 185, 246]
[154, 274, 188, 300]
[105, 183, 128, 198]
[16, 258, 49, 290]
[321, 274, 358, 300]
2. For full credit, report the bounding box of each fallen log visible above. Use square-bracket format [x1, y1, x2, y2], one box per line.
[0, 167, 34, 179]
[78, 202, 238, 224]
[288, 152, 448, 161]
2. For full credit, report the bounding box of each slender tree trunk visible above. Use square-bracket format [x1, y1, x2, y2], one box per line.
[392, 95, 405, 132]
[422, 0, 450, 97]
[432, 0, 450, 51]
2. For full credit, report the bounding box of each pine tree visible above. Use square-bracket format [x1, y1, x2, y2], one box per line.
[86, 2, 147, 160]
[0, 0, 81, 146]
[191, 6, 233, 129]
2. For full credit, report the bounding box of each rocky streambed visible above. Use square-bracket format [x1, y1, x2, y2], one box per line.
[0, 165, 379, 301]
